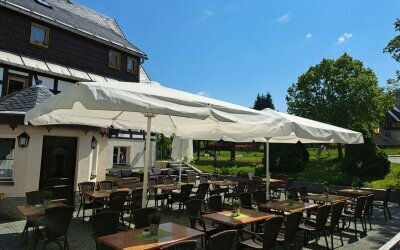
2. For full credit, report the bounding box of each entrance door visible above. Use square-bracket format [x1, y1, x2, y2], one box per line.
[40, 136, 77, 205]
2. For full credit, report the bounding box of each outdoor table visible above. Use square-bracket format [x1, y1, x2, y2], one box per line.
[208, 180, 239, 186]
[258, 200, 319, 213]
[304, 194, 351, 204]
[82, 188, 132, 200]
[201, 208, 275, 228]
[97, 222, 204, 250]
[16, 201, 65, 218]
[337, 189, 373, 197]
[152, 184, 182, 191]
[262, 178, 285, 185]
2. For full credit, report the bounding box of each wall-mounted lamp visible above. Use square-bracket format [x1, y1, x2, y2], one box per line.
[17, 132, 30, 148]
[91, 136, 98, 149]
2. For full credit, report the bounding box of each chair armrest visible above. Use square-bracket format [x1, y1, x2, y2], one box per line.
[241, 229, 263, 241]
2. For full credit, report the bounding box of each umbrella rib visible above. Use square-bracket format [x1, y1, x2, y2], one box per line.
[112, 111, 124, 120]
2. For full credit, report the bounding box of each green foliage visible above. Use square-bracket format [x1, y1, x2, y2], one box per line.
[253, 92, 275, 110]
[112, 180, 119, 187]
[269, 143, 308, 171]
[286, 53, 395, 132]
[232, 199, 241, 208]
[384, 18, 400, 83]
[148, 212, 161, 224]
[369, 163, 400, 189]
[43, 190, 53, 200]
[344, 123, 390, 177]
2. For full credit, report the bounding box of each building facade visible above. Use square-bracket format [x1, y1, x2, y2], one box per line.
[0, 0, 155, 208]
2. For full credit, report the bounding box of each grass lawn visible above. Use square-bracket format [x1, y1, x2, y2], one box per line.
[192, 148, 400, 188]
[381, 148, 400, 155]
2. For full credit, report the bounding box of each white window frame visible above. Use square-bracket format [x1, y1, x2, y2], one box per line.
[113, 146, 128, 165]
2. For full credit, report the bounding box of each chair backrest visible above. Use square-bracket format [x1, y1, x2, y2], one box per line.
[26, 190, 44, 205]
[90, 211, 120, 237]
[179, 184, 193, 201]
[109, 191, 128, 212]
[315, 204, 331, 232]
[131, 189, 143, 209]
[186, 172, 197, 184]
[284, 212, 302, 243]
[210, 175, 218, 182]
[78, 182, 95, 192]
[263, 216, 284, 249]
[199, 175, 208, 184]
[285, 178, 294, 188]
[297, 186, 308, 200]
[160, 240, 197, 250]
[131, 207, 157, 228]
[196, 183, 210, 199]
[237, 182, 248, 194]
[208, 230, 237, 250]
[383, 188, 392, 206]
[286, 187, 298, 200]
[163, 177, 173, 185]
[185, 199, 202, 228]
[208, 195, 223, 212]
[44, 206, 74, 241]
[148, 178, 158, 186]
[99, 181, 113, 190]
[254, 190, 266, 205]
[239, 192, 253, 209]
[364, 194, 374, 216]
[354, 196, 368, 218]
[328, 201, 345, 231]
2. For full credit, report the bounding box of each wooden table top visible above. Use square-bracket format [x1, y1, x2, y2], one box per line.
[262, 178, 285, 184]
[208, 180, 239, 186]
[16, 201, 65, 217]
[97, 222, 204, 250]
[151, 184, 181, 191]
[259, 200, 319, 213]
[337, 189, 373, 197]
[304, 194, 351, 203]
[82, 188, 132, 199]
[201, 208, 275, 228]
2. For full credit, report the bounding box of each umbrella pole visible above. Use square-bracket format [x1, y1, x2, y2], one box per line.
[266, 138, 270, 201]
[179, 161, 182, 183]
[142, 114, 154, 208]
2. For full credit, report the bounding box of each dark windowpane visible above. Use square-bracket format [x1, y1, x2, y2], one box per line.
[31, 25, 47, 46]
[127, 58, 135, 72]
[8, 79, 25, 94]
[0, 139, 15, 179]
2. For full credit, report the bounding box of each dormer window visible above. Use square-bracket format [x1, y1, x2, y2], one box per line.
[109, 50, 121, 69]
[30, 23, 50, 48]
[127, 57, 137, 73]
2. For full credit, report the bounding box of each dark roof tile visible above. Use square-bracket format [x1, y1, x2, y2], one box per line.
[0, 85, 54, 112]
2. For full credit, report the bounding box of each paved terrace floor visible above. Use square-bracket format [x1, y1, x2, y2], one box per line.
[0, 199, 399, 249]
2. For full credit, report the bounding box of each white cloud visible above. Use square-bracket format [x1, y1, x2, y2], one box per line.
[337, 32, 353, 43]
[275, 11, 291, 24]
[204, 10, 214, 17]
[198, 10, 214, 23]
[197, 91, 209, 97]
[306, 33, 312, 39]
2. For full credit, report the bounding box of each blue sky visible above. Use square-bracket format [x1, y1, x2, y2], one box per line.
[78, 0, 399, 112]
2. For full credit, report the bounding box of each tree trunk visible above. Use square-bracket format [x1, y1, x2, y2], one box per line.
[337, 143, 343, 159]
[230, 142, 236, 160]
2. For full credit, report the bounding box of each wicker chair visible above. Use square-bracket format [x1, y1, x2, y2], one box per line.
[90, 211, 120, 250]
[239, 192, 253, 210]
[253, 190, 266, 206]
[103, 191, 129, 230]
[208, 195, 223, 212]
[209, 230, 237, 250]
[146, 178, 166, 208]
[240, 216, 283, 249]
[160, 240, 197, 250]
[325, 201, 345, 249]
[224, 181, 247, 204]
[297, 186, 309, 202]
[22, 191, 45, 244]
[99, 181, 113, 190]
[341, 196, 367, 237]
[167, 184, 193, 217]
[372, 188, 392, 221]
[363, 194, 374, 231]
[299, 204, 331, 248]
[130, 207, 157, 229]
[77, 182, 96, 222]
[276, 212, 303, 249]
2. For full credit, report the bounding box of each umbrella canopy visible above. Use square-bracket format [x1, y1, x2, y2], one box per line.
[171, 136, 193, 182]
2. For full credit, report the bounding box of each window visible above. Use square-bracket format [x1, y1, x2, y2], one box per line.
[109, 50, 121, 69]
[113, 147, 127, 165]
[30, 23, 50, 48]
[127, 57, 137, 73]
[7, 76, 28, 95]
[0, 139, 15, 180]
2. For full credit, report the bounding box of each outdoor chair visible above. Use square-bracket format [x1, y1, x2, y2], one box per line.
[34, 206, 75, 250]
[297, 186, 308, 202]
[240, 216, 283, 249]
[185, 199, 219, 247]
[103, 191, 129, 230]
[89, 211, 120, 250]
[372, 188, 392, 221]
[22, 190, 45, 243]
[325, 201, 345, 249]
[190, 183, 209, 200]
[160, 240, 197, 250]
[166, 184, 193, 217]
[130, 207, 157, 228]
[362, 194, 374, 231]
[224, 181, 247, 204]
[276, 212, 303, 249]
[239, 192, 254, 210]
[77, 182, 96, 222]
[209, 175, 228, 196]
[99, 181, 113, 190]
[208, 195, 223, 212]
[341, 195, 367, 237]
[199, 175, 208, 184]
[162, 176, 174, 185]
[299, 204, 331, 248]
[146, 178, 165, 208]
[286, 187, 299, 201]
[254, 190, 266, 206]
[208, 230, 237, 250]
[124, 189, 143, 228]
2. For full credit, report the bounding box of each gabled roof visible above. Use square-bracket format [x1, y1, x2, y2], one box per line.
[0, 0, 146, 58]
[0, 85, 54, 113]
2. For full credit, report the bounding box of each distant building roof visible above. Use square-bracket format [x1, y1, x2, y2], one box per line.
[0, 0, 146, 58]
[0, 85, 54, 113]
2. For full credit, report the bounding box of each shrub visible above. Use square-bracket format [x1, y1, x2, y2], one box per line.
[267, 143, 307, 171]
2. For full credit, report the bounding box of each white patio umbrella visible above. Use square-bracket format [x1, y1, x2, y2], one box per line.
[171, 136, 193, 182]
[24, 81, 293, 207]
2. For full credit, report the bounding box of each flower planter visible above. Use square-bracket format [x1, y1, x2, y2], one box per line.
[43, 199, 51, 208]
[150, 224, 159, 235]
